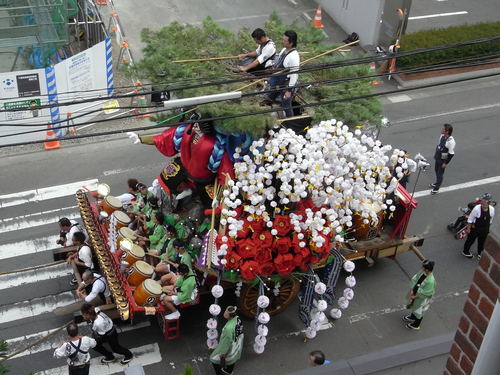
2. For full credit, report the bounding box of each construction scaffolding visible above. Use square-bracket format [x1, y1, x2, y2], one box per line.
[0, 0, 106, 72]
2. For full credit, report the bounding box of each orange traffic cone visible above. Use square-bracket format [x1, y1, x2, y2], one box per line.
[44, 126, 60, 150]
[312, 7, 324, 29]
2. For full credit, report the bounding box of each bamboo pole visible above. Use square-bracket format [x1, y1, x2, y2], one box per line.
[173, 51, 315, 63]
[0, 260, 66, 276]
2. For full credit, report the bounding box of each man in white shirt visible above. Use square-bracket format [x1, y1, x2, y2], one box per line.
[81, 303, 133, 365]
[238, 28, 276, 74]
[67, 232, 94, 285]
[76, 270, 112, 304]
[261, 30, 300, 117]
[53, 322, 96, 375]
[462, 194, 495, 259]
[430, 124, 456, 194]
[57, 218, 86, 247]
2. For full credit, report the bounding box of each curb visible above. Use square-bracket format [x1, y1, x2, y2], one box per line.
[392, 66, 500, 88]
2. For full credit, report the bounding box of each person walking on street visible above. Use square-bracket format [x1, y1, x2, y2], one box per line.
[210, 306, 244, 375]
[430, 124, 455, 194]
[81, 303, 133, 365]
[403, 259, 436, 330]
[462, 194, 495, 259]
[53, 322, 96, 375]
[309, 350, 331, 366]
[237, 28, 276, 74]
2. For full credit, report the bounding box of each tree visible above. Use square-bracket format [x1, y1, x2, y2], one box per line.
[0, 340, 10, 375]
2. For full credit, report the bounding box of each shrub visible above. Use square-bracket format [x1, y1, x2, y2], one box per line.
[397, 22, 500, 69]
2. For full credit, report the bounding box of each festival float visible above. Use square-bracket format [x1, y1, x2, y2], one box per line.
[76, 114, 426, 350]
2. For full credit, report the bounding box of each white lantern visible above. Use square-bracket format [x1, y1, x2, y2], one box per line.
[317, 300, 328, 312]
[330, 308, 342, 319]
[343, 288, 354, 300]
[258, 324, 269, 337]
[211, 285, 224, 298]
[257, 295, 270, 309]
[314, 282, 327, 295]
[209, 304, 221, 316]
[207, 339, 218, 349]
[338, 296, 349, 309]
[343, 261, 355, 272]
[206, 318, 217, 329]
[345, 275, 357, 287]
[253, 343, 265, 354]
[305, 327, 317, 339]
[258, 312, 270, 324]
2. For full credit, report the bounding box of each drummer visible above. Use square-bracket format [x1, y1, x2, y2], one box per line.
[136, 212, 166, 252]
[67, 232, 94, 285]
[159, 239, 192, 286]
[116, 178, 139, 209]
[137, 196, 160, 235]
[160, 263, 196, 320]
[153, 226, 179, 274]
[128, 183, 153, 214]
[76, 270, 112, 305]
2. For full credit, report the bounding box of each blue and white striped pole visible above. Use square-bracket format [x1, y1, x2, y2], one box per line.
[44, 67, 61, 138]
[105, 37, 115, 96]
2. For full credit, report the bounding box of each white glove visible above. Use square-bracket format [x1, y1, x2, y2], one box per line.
[127, 132, 140, 144]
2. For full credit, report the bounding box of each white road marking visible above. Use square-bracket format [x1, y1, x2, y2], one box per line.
[414, 175, 500, 198]
[302, 11, 312, 21]
[6, 322, 151, 359]
[191, 9, 316, 25]
[0, 235, 60, 260]
[35, 343, 162, 375]
[409, 11, 468, 20]
[0, 179, 98, 208]
[387, 94, 412, 103]
[0, 263, 72, 291]
[288, 0, 298, 6]
[391, 103, 500, 124]
[0, 291, 78, 324]
[0, 206, 78, 234]
[348, 289, 469, 324]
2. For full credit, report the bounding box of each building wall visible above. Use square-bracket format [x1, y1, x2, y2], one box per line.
[444, 235, 500, 375]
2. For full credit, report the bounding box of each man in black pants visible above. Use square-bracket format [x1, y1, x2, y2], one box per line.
[430, 124, 456, 195]
[462, 195, 495, 259]
[81, 303, 133, 365]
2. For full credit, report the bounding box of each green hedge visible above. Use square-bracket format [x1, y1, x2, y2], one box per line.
[397, 22, 500, 69]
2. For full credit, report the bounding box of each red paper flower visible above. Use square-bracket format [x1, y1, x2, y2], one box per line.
[310, 235, 331, 255]
[215, 234, 235, 250]
[251, 217, 266, 232]
[293, 253, 304, 268]
[236, 238, 257, 259]
[274, 253, 295, 276]
[273, 236, 292, 254]
[273, 215, 292, 237]
[240, 260, 259, 280]
[255, 248, 273, 263]
[252, 230, 273, 249]
[237, 219, 252, 239]
[225, 251, 242, 270]
[258, 262, 275, 276]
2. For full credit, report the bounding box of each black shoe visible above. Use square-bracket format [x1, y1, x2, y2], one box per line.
[462, 250, 473, 259]
[100, 357, 116, 364]
[69, 277, 78, 286]
[429, 183, 436, 188]
[430, 189, 439, 195]
[403, 315, 416, 322]
[120, 356, 133, 365]
[406, 323, 420, 330]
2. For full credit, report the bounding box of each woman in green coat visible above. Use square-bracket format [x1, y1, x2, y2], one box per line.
[403, 259, 436, 330]
[137, 212, 166, 253]
[210, 306, 244, 375]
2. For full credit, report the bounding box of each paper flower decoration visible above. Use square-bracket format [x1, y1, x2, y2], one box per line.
[240, 260, 259, 280]
[343, 288, 354, 300]
[211, 285, 224, 298]
[254, 335, 267, 346]
[224, 251, 242, 270]
[273, 215, 292, 236]
[330, 308, 342, 319]
[206, 318, 217, 329]
[314, 282, 327, 295]
[258, 262, 275, 276]
[314, 311, 326, 322]
[338, 297, 349, 309]
[273, 236, 292, 254]
[317, 300, 328, 312]
[252, 230, 273, 249]
[274, 253, 295, 276]
[237, 238, 258, 259]
[305, 327, 317, 339]
[309, 319, 320, 330]
[209, 304, 221, 316]
[207, 328, 218, 339]
[254, 343, 265, 354]
[258, 324, 269, 337]
[343, 260, 355, 272]
[257, 295, 270, 309]
[258, 312, 270, 324]
[207, 339, 218, 349]
[345, 275, 356, 287]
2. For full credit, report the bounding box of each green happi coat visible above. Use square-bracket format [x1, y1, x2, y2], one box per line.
[148, 224, 166, 250]
[408, 271, 436, 319]
[210, 316, 244, 366]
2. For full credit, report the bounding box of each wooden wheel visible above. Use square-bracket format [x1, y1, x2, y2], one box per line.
[237, 278, 301, 318]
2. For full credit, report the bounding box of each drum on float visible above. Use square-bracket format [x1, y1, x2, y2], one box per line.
[105, 210, 131, 231]
[98, 196, 122, 215]
[127, 260, 154, 286]
[116, 227, 136, 249]
[133, 279, 162, 306]
[121, 243, 145, 266]
[351, 203, 385, 240]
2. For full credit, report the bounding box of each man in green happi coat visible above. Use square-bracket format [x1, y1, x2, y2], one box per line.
[403, 259, 436, 330]
[210, 306, 244, 375]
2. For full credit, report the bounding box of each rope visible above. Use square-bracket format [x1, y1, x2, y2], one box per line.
[0, 320, 74, 363]
[173, 123, 188, 152]
[0, 260, 66, 276]
[208, 134, 227, 173]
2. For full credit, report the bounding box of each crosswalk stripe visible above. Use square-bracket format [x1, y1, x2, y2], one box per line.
[6, 321, 151, 359]
[0, 291, 78, 324]
[0, 235, 60, 261]
[0, 263, 72, 291]
[0, 179, 98, 208]
[35, 343, 162, 375]
[0, 206, 79, 234]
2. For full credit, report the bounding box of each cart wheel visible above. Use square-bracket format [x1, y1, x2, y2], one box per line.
[237, 278, 301, 318]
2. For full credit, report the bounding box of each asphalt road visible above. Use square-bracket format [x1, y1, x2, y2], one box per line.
[1, 73, 499, 374]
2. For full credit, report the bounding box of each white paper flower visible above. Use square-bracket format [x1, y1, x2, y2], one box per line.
[258, 312, 270, 324]
[317, 300, 328, 312]
[206, 318, 217, 329]
[343, 261, 355, 272]
[254, 335, 267, 346]
[207, 339, 218, 349]
[330, 308, 342, 319]
[343, 288, 354, 300]
[309, 319, 320, 330]
[338, 296, 349, 309]
[314, 311, 326, 322]
[253, 343, 265, 354]
[314, 282, 327, 295]
[209, 304, 221, 316]
[207, 328, 218, 339]
[345, 275, 356, 287]
[257, 295, 270, 309]
[211, 285, 224, 298]
[305, 327, 317, 339]
[257, 324, 268, 337]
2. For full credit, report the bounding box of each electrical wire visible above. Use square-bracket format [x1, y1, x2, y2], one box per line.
[1, 70, 498, 148]
[1, 35, 499, 112]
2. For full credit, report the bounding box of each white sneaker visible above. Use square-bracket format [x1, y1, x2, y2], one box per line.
[175, 189, 192, 200]
[165, 311, 180, 320]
